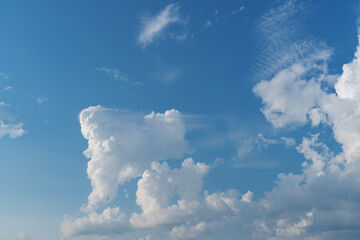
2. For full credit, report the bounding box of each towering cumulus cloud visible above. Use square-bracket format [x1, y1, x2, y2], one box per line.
[62, 106, 253, 239]
[79, 106, 193, 211]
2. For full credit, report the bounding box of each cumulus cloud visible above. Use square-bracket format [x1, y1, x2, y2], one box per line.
[138, 3, 187, 47]
[242, 134, 360, 239]
[63, 156, 251, 238]
[79, 106, 193, 211]
[334, 37, 360, 100]
[61, 207, 129, 237]
[130, 158, 251, 237]
[253, 50, 331, 128]
[0, 121, 25, 138]
[63, 2, 360, 239]
[250, 19, 360, 238]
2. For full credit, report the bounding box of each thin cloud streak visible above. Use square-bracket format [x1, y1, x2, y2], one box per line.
[138, 3, 187, 47]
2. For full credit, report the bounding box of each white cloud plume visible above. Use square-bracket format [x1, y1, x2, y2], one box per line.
[79, 106, 192, 211]
[138, 3, 187, 47]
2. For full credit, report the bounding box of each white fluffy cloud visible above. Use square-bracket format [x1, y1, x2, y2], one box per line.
[334, 38, 360, 99]
[253, 54, 330, 128]
[130, 158, 251, 238]
[79, 106, 192, 211]
[250, 25, 360, 238]
[0, 121, 25, 138]
[138, 3, 187, 47]
[63, 155, 252, 239]
[61, 207, 129, 237]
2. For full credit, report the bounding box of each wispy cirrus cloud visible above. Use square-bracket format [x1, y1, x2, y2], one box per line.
[96, 67, 129, 82]
[204, 6, 245, 28]
[251, 0, 315, 80]
[138, 3, 187, 48]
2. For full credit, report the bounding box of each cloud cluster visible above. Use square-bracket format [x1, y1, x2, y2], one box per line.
[130, 158, 251, 239]
[63, 154, 252, 239]
[63, 107, 253, 239]
[79, 106, 192, 211]
[250, 24, 360, 239]
[63, 1, 360, 239]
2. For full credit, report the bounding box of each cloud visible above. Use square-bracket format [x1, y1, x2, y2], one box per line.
[0, 121, 25, 138]
[61, 207, 130, 237]
[231, 133, 296, 168]
[252, 0, 316, 80]
[96, 67, 129, 82]
[130, 158, 251, 238]
[0, 102, 10, 107]
[3, 86, 12, 91]
[36, 97, 48, 104]
[79, 106, 192, 211]
[138, 3, 187, 47]
[334, 37, 360, 100]
[63, 2, 360, 238]
[256, 134, 296, 148]
[63, 152, 251, 238]
[204, 20, 212, 28]
[242, 134, 360, 239]
[204, 6, 245, 28]
[253, 50, 331, 128]
[232, 6, 245, 15]
[250, 13, 360, 238]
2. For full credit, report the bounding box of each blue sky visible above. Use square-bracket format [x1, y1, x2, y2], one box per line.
[1, 0, 360, 239]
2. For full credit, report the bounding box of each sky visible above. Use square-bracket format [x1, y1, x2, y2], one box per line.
[1, 0, 360, 239]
